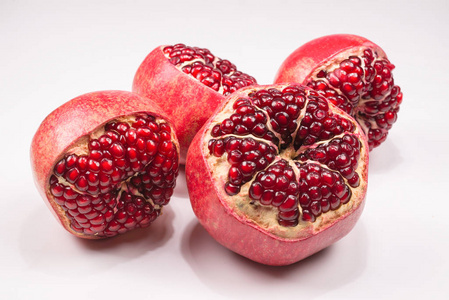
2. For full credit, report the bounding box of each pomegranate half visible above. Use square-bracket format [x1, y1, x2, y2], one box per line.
[274, 34, 402, 150]
[31, 91, 180, 239]
[133, 43, 257, 163]
[186, 84, 369, 266]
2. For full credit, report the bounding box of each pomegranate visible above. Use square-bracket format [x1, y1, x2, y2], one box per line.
[274, 34, 402, 150]
[133, 43, 257, 163]
[186, 84, 369, 266]
[31, 91, 180, 239]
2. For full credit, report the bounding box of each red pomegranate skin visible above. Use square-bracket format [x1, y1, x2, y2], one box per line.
[186, 85, 368, 266]
[31, 90, 178, 239]
[274, 34, 385, 84]
[133, 46, 243, 164]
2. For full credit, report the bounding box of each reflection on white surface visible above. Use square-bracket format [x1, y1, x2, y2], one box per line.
[18, 205, 175, 277]
[181, 219, 368, 299]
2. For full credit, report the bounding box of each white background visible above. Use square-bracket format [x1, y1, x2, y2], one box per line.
[1, 0, 448, 299]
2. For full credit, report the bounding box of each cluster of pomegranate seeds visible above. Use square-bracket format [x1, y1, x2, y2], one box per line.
[295, 162, 350, 222]
[294, 92, 355, 149]
[49, 114, 179, 237]
[297, 133, 361, 184]
[249, 160, 300, 226]
[208, 136, 277, 196]
[248, 86, 307, 147]
[208, 85, 364, 227]
[210, 98, 278, 145]
[308, 48, 402, 150]
[163, 44, 257, 95]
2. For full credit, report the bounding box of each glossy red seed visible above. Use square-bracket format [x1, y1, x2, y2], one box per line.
[261, 190, 275, 205]
[88, 159, 100, 173]
[124, 217, 137, 229]
[66, 155, 77, 168]
[158, 141, 173, 154]
[279, 209, 299, 221]
[279, 195, 297, 212]
[249, 182, 263, 200]
[50, 183, 64, 197]
[271, 191, 286, 207]
[299, 193, 311, 206]
[225, 182, 240, 195]
[75, 176, 88, 191]
[136, 137, 147, 151]
[65, 167, 80, 183]
[274, 175, 289, 191]
[77, 156, 88, 171]
[54, 159, 66, 176]
[240, 161, 256, 176]
[260, 173, 276, 188]
[65, 199, 77, 210]
[109, 143, 125, 158]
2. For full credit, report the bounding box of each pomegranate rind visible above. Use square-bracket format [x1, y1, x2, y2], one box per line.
[30, 90, 179, 239]
[186, 85, 368, 266]
[133, 46, 234, 164]
[274, 34, 385, 85]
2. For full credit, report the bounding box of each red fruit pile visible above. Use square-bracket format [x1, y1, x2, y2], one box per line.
[31, 36, 401, 266]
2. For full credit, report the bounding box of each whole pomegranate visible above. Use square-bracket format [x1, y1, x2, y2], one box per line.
[186, 84, 369, 266]
[31, 91, 180, 239]
[274, 34, 402, 150]
[133, 43, 257, 163]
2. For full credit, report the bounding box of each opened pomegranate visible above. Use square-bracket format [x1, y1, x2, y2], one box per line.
[186, 84, 368, 266]
[31, 91, 179, 239]
[133, 43, 257, 163]
[274, 34, 402, 150]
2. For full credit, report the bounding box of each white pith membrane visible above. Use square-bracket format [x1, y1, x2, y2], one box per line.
[163, 45, 256, 95]
[203, 85, 368, 239]
[47, 113, 178, 236]
[305, 46, 401, 148]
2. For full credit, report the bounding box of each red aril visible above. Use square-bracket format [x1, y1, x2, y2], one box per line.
[186, 84, 368, 266]
[31, 91, 179, 239]
[274, 34, 402, 150]
[133, 43, 257, 163]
